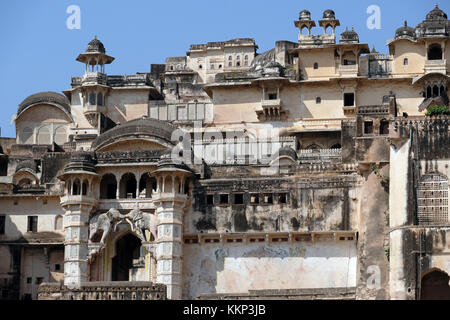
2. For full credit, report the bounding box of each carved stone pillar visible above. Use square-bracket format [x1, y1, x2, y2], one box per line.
[151, 156, 191, 299]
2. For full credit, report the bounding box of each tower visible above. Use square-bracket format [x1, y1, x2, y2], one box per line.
[75, 36, 114, 129]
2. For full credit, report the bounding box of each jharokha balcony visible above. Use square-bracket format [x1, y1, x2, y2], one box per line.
[424, 59, 447, 74]
[256, 99, 289, 121]
[338, 64, 359, 77]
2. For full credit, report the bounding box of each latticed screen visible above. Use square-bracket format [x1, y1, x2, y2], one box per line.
[417, 174, 448, 225]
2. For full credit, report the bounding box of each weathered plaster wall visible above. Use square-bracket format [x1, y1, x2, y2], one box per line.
[183, 241, 357, 299]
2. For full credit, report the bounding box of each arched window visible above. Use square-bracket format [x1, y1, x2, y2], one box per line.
[100, 174, 117, 199]
[313, 62, 319, 69]
[417, 173, 448, 225]
[89, 92, 96, 105]
[218, 64, 222, 69]
[316, 97, 321, 104]
[237, 55, 240, 61]
[21, 127, 33, 144]
[97, 92, 103, 106]
[228, 62, 232, 67]
[380, 119, 390, 135]
[82, 180, 88, 196]
[433, 85, 439, 97]
[428, 44, 443, 60]
[440, 86, 446, 97]
[55, 215, 63, 230]
[403, 58, 408, 65]
[245, 55, 248, 61]
[228, 56, 232, 61]
[139, 174, 155, 198]
[72, 179, 81, 195]
[427, 86, 432, 99]
[37, 126, 51, 145]
[54, 126, 67, 145]
[120, 173, 137, 198]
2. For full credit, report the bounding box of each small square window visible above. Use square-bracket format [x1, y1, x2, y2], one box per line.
[364, 121, 374, 134]
[344, 93, 355, 107]
[206, 194, 214, 205]
[219, 194, 229, 205]
[26, 277, 32, 284]
[250, 194, 259, 205]
[268, 93, 277, 100]
[35, 277, 43, 285]
[316, 97, 321, 104]
[234, 194, 244, 205]
[264, 194, 273, 204]
[55, 264, 61, 271]
[279, 193, 288, 204]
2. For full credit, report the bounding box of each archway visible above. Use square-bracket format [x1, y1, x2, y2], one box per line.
[111, 233, 142, 281]
[420, 269, 450, 300]
[119, 173, 137, 199]
[100, 174, 117, 199]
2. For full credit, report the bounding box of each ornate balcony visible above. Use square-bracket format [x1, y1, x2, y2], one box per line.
[424, 59, 447, 74]
[257, 99, 289, 121]
[338, 64, 359, 77]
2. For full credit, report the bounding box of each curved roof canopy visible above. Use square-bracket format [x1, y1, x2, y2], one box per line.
[17, 91, 72, 121]
[91, 117, 177, 151]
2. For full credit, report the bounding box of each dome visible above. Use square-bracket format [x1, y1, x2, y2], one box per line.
[426, 4, 448, 21]
[17, 92, 71, 120]
[416, 5, 449, 38]
[86, 36, 106, 53]
[299, 10, 311, 21]
[340, 27, 359, 43]
[323, 9, 335, 20]
[395, 21, 416, 39]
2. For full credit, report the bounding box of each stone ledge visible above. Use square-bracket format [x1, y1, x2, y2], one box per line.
[197, 287, 356, 300]
[38, 281, 167, 300]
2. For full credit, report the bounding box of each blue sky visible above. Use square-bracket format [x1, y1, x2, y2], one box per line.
[0, 0, 446, 137]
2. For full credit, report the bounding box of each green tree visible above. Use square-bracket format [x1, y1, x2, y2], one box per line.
[425, 105, 450, 117]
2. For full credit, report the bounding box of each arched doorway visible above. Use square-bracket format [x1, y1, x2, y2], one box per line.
[111, 233, 142, 281]
[420, 269, 450, 300]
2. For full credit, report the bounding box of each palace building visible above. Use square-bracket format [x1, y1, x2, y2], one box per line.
[0, 5, 449, 300]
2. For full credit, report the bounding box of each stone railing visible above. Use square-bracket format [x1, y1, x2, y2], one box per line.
[338, 64, 359, 77]
[292, 118, 344, 131]
[357, 105, 390, 115]
[424, 59, 447, 74]
[197, 287, 356, 300]
[82, 72, 107, 85]
[261, 99, 282, 107]
[298, 148, 342, 157]
[96, 150, 164, 164]
[38, 281, 166, 300]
